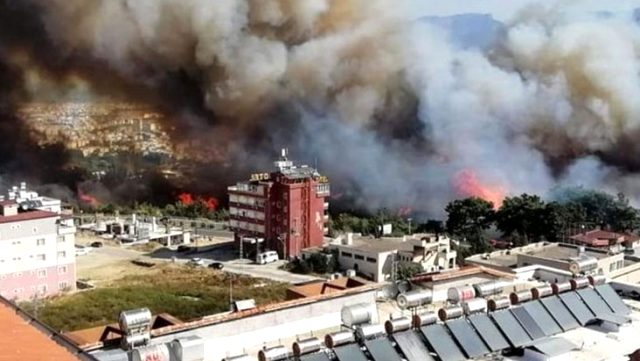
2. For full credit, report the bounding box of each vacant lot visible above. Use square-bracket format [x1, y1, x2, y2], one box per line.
[21, 264, 288, 332]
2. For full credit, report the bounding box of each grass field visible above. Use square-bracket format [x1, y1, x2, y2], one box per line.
[20, 264, 288, 332]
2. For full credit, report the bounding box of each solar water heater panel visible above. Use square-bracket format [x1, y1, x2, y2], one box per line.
[392, 330, 435, 361]
[490, 309, 532, 348]
[333, 344, 368, 361]
[576, 288, 614, 316]
[540, 296, 580, 332]
[510, 306, 546, 340]
[364, 338, 402, 361]
[558, 292, 595, 326]
[595, 284, 631, 315]
[522, 300, 562, 336]
[468, 313, 510, 352]
[421, 324, 466, 361]
[445, 318, 490, 358]
[300, 353, 332, 361]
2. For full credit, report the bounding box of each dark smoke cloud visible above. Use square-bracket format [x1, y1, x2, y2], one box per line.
[2, 1, 640, 216]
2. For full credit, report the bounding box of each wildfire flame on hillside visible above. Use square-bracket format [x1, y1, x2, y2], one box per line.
[78, 189, 100, 207]
[177, 192, 218, 211]
[452, 169, 505, 209]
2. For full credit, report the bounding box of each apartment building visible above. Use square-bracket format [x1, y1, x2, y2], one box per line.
[0, 199, 76, 301]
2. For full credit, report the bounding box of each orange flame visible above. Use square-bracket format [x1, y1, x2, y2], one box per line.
[177, 192, 194, 205]
[177, 193, 218, 211]
[452, 169, 505, 208]
[78, 190, 100, 207]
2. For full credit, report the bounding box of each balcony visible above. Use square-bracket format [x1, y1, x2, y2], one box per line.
[58, 225, 76, 235]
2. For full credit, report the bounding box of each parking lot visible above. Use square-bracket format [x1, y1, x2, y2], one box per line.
[76, 240, 319, 285]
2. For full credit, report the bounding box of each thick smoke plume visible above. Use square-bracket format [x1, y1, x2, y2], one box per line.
[2, 1, 640, 216]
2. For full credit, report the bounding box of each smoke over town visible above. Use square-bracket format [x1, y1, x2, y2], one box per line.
[1, 0, 640, 215]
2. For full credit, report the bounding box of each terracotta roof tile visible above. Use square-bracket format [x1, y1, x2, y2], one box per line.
[0, 301, 82, 361]
[0, 210, 58, 224]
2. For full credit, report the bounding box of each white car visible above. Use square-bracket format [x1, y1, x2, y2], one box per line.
[75, 245, 91, 256]
[256, 251, 279, 265]
[187, 257, 205, 267]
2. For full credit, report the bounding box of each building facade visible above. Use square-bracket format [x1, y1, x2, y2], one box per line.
[328, 233, 457, 282]
[0, 193, 76, 301]
[228, 150, 330, 258]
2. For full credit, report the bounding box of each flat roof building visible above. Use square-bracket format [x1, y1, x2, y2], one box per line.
[326, 233, 457, 282]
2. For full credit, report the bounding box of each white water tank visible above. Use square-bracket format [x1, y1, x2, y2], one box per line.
[169, 336, 204, 361]
[447, 286, 476, 303]
[130, 344, 170, 361]
[396, 289, 433, 309]
[341, 303, 373, 327]
[462, 298, 487, 315]
[384, 317, 412, 334]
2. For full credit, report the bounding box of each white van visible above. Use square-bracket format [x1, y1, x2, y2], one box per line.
[256, 251, 279, 265]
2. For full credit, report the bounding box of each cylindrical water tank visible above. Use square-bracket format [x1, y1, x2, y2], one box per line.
[487, 297, 510, 312]
[122, 334, 150, 350]
[568, 257, 598, 274]
[531, 285, 553, 299]
[473, 282, 504, 297]
[341, 303, 372, 327]
[385, 317, 412, 334]
[438, 306, 464, 321]
[119, 308, 152, 334]
[131, 344, 170, 361]
[258, 345, 289, 361]
[509, 290, 532, 305]
[412, 312, 438, 328]
[325, 331, 355, 348]
[397, 289, 433, 309]
[292, 337, 322, 357]
[447, 286, 476, 304]
[588, 274, 606, 286]
[355, 324, 385, 342]
[552, 281, 572, 294]
[570, 277, 590, 290]
[169, 336, 204, 361]
[462, 298, 488, 315]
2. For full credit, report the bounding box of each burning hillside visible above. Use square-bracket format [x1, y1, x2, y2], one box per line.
[2, 1, 640, 215]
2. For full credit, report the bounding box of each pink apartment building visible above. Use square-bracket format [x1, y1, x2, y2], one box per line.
[0, 199, 76, 301]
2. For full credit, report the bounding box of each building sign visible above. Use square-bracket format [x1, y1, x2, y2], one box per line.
[317, 176, 329, 183]
[250, 173, 270, 181]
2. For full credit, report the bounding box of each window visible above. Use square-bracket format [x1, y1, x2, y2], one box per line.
[609, 263, 615, 272]
[37, 269, 47, 278]
[36, 238, 45, 246]
[342, 252, 353, 258]
[57, 236, 65, 243]
[36, 254, 46, 261]
[59, 281, 68, 290]
[354, 254, 364, 260]
[36, 285, 47, 294]
[366, 257, 376, 263]
[57, 251, 66, 258]
[58, 266, 67, 274]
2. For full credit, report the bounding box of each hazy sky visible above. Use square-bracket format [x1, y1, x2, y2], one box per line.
[407, 0, 640, 21]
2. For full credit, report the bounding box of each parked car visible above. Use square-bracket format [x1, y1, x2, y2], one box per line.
[208, 262, 224, 270]
[177, 245, 191, 252]
[256, 251, 279, 265]
[187, 257, 205, 267]
[75, 245, 90, 256]
[90, 241, 103, 248]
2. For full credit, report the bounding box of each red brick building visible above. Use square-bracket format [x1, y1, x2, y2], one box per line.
[228, 150, 330, 258]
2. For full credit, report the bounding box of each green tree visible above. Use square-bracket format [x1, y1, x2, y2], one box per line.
[445, 197, 494, 253]
[494, 194, 547, 245]
[396, 261, 424, 280]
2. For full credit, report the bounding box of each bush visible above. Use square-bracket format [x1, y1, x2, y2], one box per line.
[396, 261, 424, 280]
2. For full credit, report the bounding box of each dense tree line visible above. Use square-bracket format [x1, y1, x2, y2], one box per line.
[445, 187, 640, 257]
